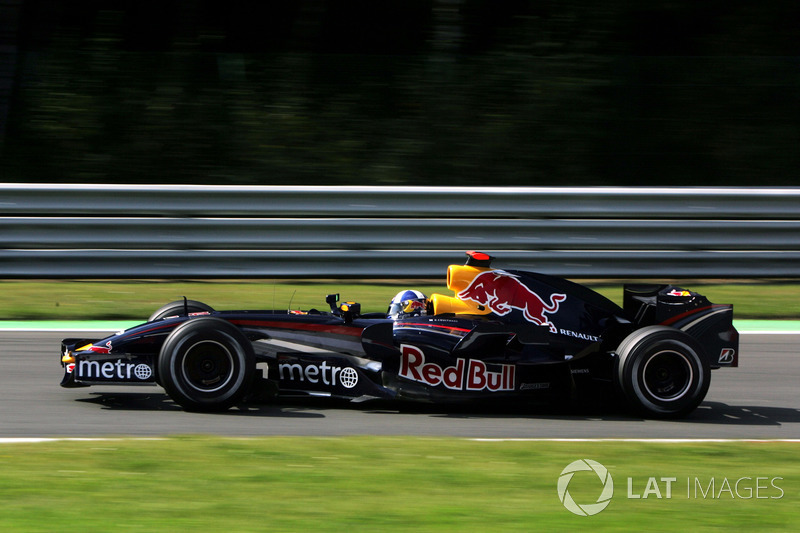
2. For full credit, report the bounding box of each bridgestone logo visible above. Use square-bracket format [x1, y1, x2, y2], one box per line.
[77, 359, 153, 381]
[399, 344, 514, 392]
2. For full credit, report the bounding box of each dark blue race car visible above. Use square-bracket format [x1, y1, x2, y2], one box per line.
[61, 252, 738, 418]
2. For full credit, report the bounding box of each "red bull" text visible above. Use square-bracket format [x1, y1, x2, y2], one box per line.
[399, 344, 515, 392]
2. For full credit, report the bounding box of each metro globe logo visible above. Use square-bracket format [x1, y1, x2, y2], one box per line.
[278, 361, 359, 389]
[338, 367, 358, 388]
[76, 359, 153, 381]
[557, 459, 614, 516]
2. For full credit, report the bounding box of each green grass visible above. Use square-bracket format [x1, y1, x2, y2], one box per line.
[0, 279, 798, 320]
[0, 437, 796, 532]
[0, 280, 448, 320]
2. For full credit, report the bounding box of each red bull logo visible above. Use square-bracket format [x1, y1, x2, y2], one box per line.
[404, 300, 426, 313]
[457, 270, 566, 332]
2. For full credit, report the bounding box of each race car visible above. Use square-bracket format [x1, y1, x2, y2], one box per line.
[60, 251, 738, 418]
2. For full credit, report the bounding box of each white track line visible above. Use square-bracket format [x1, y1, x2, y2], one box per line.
[1, 437, 799, 444]
[0, 437, 166, 444]
[470, 438, 800, 443]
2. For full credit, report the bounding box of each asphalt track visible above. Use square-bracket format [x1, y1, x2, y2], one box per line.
[1, 330, 799, 439]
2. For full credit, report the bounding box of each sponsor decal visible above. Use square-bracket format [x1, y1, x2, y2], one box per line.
[718, 348, 735, 364]
[520, 382, 551, 391]
[339, 367, 359, 388]
[666, 289, 692, 297]
[84, 341, 112, 355]
[278, 361, 359, 389]
[457, 270, 565, 332]
[76, 359, 153, 381]
[559, 329, 600, 342]
[163, 311, 211, 319]
[399, 344, 514, 392]
[404, 300, 426, 313]
[133, 364, 153, 380]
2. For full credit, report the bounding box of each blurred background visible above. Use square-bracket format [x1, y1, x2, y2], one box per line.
[1, 0, 799, 186]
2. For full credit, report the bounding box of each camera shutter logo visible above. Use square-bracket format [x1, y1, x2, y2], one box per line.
[557, 459, 614, 516]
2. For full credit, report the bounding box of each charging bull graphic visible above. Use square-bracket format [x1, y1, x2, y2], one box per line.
[458, 270, 566, 332]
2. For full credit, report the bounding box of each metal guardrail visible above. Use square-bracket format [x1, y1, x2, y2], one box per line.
[1, 185, 798, 278]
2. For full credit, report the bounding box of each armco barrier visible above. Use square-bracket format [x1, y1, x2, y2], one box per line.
[1, 184, 798, 278]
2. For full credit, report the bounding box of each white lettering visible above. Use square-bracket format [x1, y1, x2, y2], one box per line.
[642, 477, 662, 499]
[662, 477, 676, 499]
[628, 477, 677, 499]
[686, 477, 784, 499]
[277, 362, 357, 389]
[77, 360, 100, 377]
[627, 477, 640, 499]
[279, 363, 303, 381]
[694, 477, 714, 499]
[320, 361, 330, 385]
[75, 359, 152, 381]
[621, 476, 787, 500]
[558, 329, 600, 342]
[717, 478, 734, 498]
[735, 477, 752, 499]
[771, 477, 784, 499]
[756, 477, 768, 499]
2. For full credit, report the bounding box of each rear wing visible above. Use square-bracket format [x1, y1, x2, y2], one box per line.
[624, 285, 738, 368]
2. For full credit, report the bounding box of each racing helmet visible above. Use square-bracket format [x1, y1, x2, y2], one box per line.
[387, 290, 428, 320]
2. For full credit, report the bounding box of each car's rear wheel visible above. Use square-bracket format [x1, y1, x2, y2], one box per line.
[148, 300, 215, 322]
[158, 318, 254, 412]
[615, 326, 710, 418]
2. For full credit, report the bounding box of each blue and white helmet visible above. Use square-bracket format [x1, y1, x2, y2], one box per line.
[387, 289, 428, 320]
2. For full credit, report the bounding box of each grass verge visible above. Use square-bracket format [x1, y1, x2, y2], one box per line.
[1, 280, 799, 320]
[0, 437, 796, 532]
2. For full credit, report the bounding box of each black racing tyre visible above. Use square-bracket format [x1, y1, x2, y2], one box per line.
[148, 300, 215, 322]
[615, 326, 710, 419]
[158, 317, 255, 412]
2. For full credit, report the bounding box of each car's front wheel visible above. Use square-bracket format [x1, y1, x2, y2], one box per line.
[615, 326, 710, 418]
[148, 300, 215, 322]
[158, 318, 254, 412]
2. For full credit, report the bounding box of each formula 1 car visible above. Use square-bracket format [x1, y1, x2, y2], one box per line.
[60, 251, 739, 418]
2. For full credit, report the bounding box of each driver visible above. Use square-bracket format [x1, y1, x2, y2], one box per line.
[387, 290, 428, 320]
